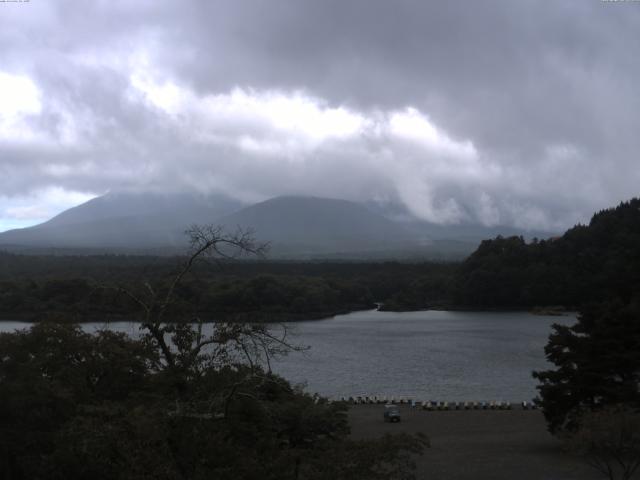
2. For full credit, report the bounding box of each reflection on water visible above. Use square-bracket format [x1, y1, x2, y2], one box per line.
[0, 309, 575, 402]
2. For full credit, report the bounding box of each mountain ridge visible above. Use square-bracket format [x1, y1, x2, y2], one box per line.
[0, 192, 555, 258]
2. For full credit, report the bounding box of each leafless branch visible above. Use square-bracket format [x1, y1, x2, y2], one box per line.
[94, 225, 305, 389]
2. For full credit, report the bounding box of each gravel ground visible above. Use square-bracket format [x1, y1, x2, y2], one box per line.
[348, 405, 608, 480]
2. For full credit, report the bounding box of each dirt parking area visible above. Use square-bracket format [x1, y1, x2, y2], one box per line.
[348, 405, 607, 480]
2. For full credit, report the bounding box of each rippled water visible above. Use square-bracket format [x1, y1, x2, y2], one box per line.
[0, 309, 575, 402]
[270, 309, 575, 402]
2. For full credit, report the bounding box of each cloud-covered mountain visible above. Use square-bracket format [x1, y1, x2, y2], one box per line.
[1, 2, 639, 234]
[217, 196, 416, 255]
[0, 192, 555, 258]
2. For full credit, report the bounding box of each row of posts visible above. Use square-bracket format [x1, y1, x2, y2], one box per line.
[338, 396, 538, 410]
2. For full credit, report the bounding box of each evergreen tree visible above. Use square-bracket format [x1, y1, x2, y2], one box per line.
[533, 296, 640, 433]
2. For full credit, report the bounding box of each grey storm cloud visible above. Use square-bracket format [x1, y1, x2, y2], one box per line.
[0, 0, 638, 231]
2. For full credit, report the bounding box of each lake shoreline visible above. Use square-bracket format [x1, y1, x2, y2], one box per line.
[0, 304, 576, 323]
[0, 310, 575, 402]
[375, 303, 575, 316]
[0, 306, 375, 324]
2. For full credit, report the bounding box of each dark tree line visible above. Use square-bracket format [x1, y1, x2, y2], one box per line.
[0, 275, 376, 322]
[533, 297, 640, 433]
[454, 198, 640, 309]
[523, 200, 640, 478]
[0, 322, 426, 480]
[0, 252, 456, 321]
[0, 226, 427, 479]
[2, 199, 639, 320]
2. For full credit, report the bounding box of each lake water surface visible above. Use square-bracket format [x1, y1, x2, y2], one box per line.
[0, 309, 575, 402]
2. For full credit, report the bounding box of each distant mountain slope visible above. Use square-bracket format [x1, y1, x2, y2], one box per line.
[218, 196, 415, 254]
[0, 194, 415, 254]
[0, 192, 244, 249]
[0, 192, 553, 258]
[42, 192, 242, 228]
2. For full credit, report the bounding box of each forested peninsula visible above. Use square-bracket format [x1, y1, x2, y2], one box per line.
[0, 198, 638, 321]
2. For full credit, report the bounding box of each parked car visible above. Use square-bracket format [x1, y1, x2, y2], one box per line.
[383, 404, 401, 422]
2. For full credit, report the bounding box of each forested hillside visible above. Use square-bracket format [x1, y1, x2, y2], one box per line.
[1, 198, 637, 319]
[453, 198, 640, 308]
[0, 255, 455, 321]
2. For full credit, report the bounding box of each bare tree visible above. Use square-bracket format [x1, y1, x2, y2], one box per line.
[566, 405, 640, 480]
[108, 225, 300, 377]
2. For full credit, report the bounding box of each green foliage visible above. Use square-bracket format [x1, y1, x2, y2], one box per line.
[0, 323, 426, 480]
[533, 297, 640, 434]
[0, 323, 156, 479]
[0, 256, 458, 320]
[201, 274, 369, 316]
[455, 198, 640, 308]
[379, 273, 452, 311]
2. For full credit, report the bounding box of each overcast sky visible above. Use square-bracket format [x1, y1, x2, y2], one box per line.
[0, 0, 638, 232]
